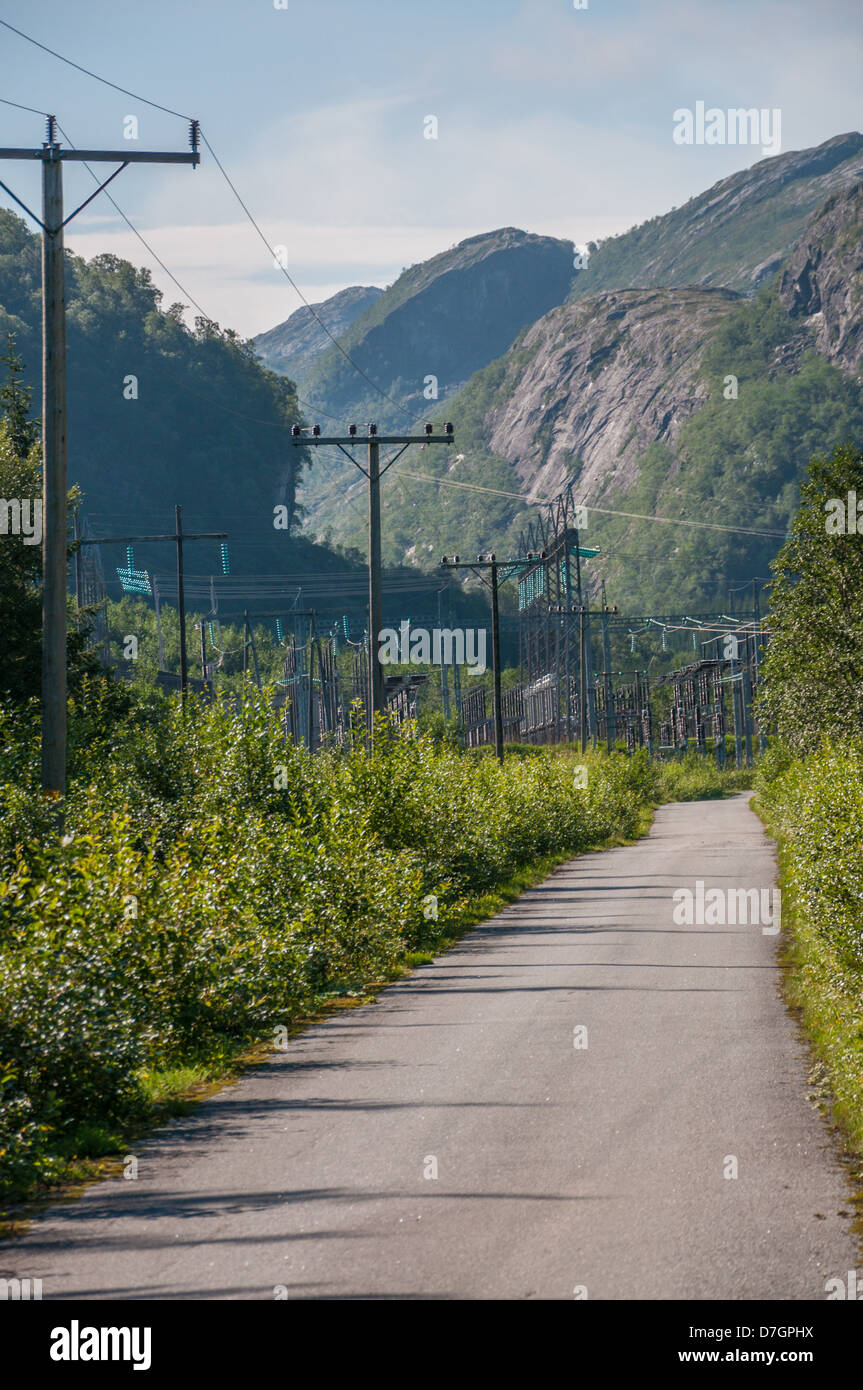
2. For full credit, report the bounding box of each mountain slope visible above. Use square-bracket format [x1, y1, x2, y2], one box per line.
[352, 166, 863, 610]
[254, 285, 383, 381]
[288, 227, 576, 530]
[778, 180, 863, 370]
[299, 226, 576, 428]
[570, 132, 863, 298]
[361, 285, 744, 567]
[0, 209, 378, 607]
[297, 133, 863, 579]
[483, 286, 742, 503]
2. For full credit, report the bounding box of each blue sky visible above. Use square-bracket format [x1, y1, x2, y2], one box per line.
[1, 0, 861, 337]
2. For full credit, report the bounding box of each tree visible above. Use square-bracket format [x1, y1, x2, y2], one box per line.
[0, 333, 37, 459]
[0, 416, 43, 694]
[758, 441, 863, 752]
[0, 348, 100, 700]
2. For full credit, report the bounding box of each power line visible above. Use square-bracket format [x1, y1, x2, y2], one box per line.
[198, 130, 409, 421]
[0, 94, 51, 117]
[395, 468, 787, 539]
[50, 119, 339, 430]
[1, 21, 789, 562]
[0, 19, 192, 121]
[54, 121, 213, 320]
[0, 23, 396, 423]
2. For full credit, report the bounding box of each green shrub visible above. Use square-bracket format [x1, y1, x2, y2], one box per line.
[0, 689, 673, 1202]
[756, 740, 863, 1151]
[756, 740, 863, 968]
[656, 753, 753, 802]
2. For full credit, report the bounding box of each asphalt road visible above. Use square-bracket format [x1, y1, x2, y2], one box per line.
[4, 793, 859, 1300]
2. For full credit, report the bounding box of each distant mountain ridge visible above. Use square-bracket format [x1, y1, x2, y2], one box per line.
[254, 284, 383, 380]
[296, 226, 576, 427]
[258, 226, 577, 529]
[570, 131, 863, 298]
[296, 133, 863, 613]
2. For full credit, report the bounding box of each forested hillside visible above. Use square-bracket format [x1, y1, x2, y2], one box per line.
[0, 209, 311, 583]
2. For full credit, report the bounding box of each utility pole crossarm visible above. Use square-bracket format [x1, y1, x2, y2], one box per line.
[0, 149, 199, 164]
[293, 434, 454, 446]
[79, 533, 226, 545]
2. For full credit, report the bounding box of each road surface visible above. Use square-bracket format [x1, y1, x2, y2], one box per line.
[3, 793, 859, 1299]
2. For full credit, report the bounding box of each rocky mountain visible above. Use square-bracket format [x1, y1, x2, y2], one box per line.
[291, 134, 863, 587]
[264, 226, 576, 529]
[570, 132, 863, 299]
[778, 180, 863, 371]
[327, 146, 863, 611]
[254, 285, 383, 381]
[364, 283, 746, 571]
[284, 226, 576, 427]
[481, 286, 741, 504]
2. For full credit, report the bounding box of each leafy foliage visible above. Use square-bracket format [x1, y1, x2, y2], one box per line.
[757, 442, 863, 752]
[0, 686, 657, 1200]
[0, 337, 101, 698]
[0, 420, 43, 697]
[756, 742, 863, 1150]
[0, 209, 308, 580]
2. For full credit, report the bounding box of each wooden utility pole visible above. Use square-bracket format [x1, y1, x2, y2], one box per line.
[307, 609, 316, 750]
[578, 603, 586, 753]
[240, 610, 261, 692]
[79, 514, 226, 698]
[72, 508, 82, 617]
[367, 434, 383, 717]
[442, 551, 543, 762]
[41, 144, 65, 797]
[437, 588, 450, 721]
[248, 614, 261, 690]
[175, 505, 188, 701]
[439, 554, 508, 763]
[600, 592, 611, 756]
[490, 557, 503, 763]
[293, 423, 454, 732]
[0, 117, 200, 803]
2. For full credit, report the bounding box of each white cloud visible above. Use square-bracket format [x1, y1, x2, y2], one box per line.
[65, 219, 491, 335]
